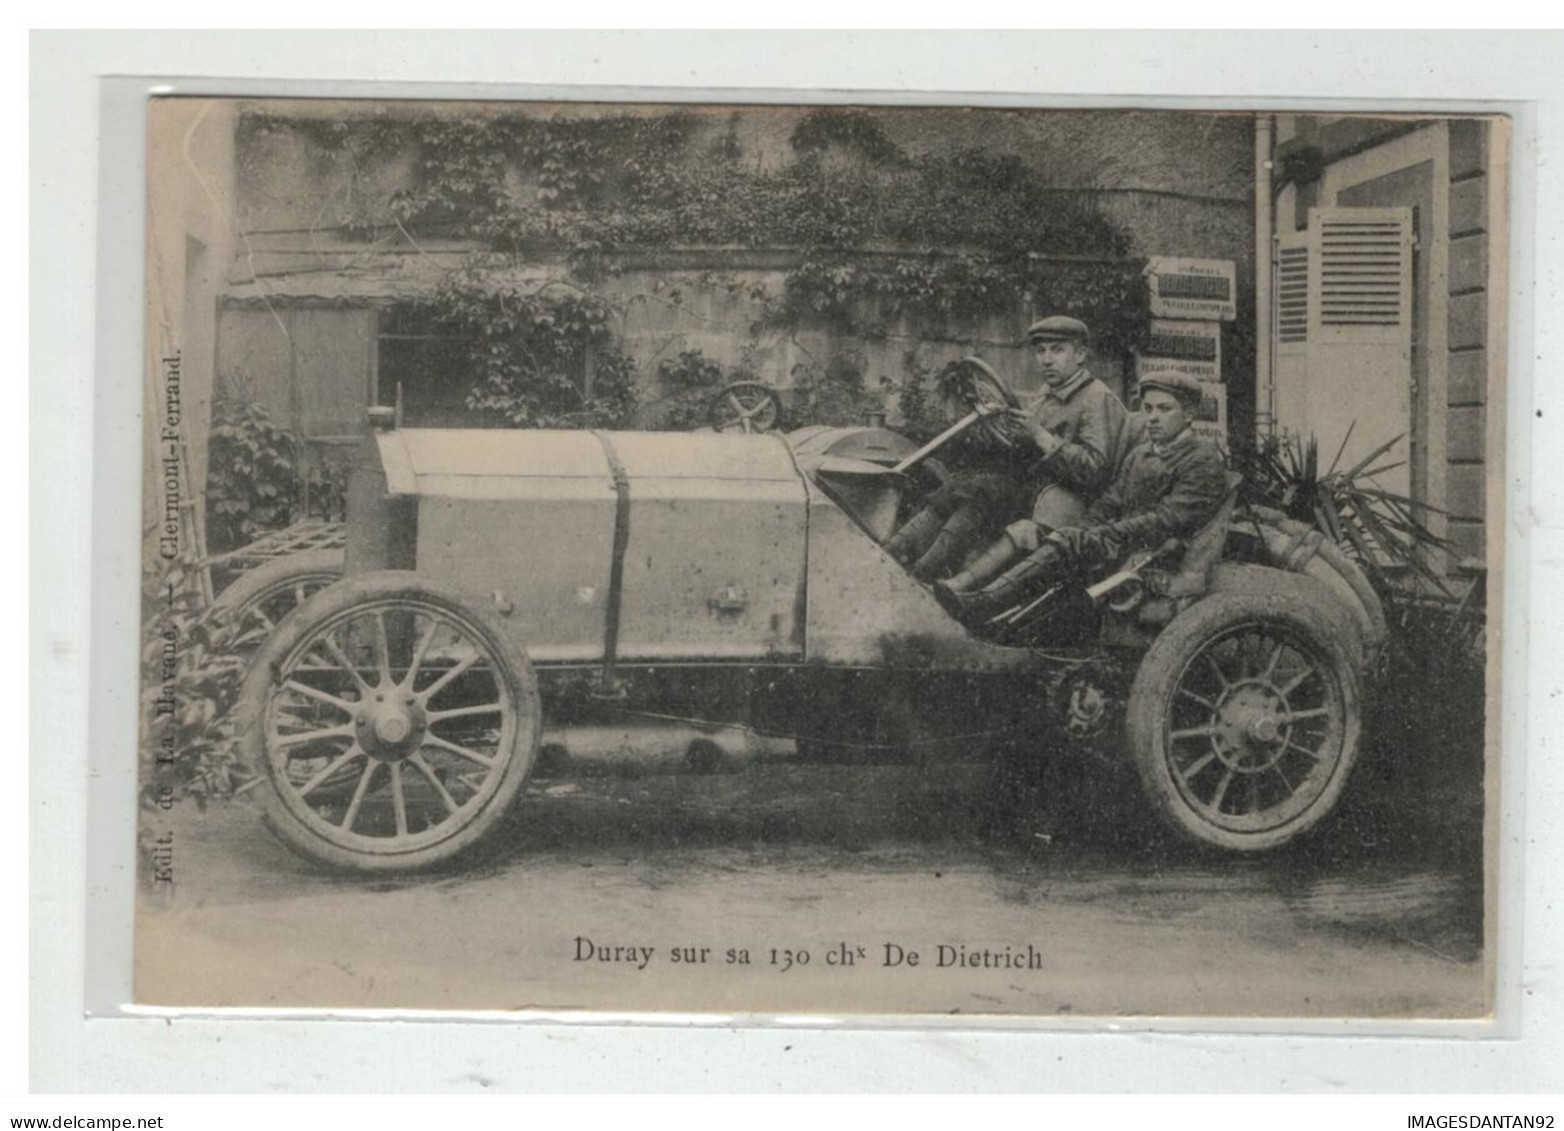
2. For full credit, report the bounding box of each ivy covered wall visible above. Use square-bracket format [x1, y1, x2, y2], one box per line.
[221, 101, 1254, 435]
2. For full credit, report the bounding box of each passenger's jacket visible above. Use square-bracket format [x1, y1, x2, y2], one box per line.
[1050, 427, 1229, 572]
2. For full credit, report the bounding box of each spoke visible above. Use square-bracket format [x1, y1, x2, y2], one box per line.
[318, 631, 373, 694]
[275, 722, 356, 748]
[1280, 706, 1332, 724]
[1248, 772, 1262, 814]
[272, 707, 320, 730]
[1271, 762, 1296, 794]
[1178, 687, 1217, 711]
[373, 611, 393, 687]
[1203, 652, 1231, 689]
[1178, 750, 1219, 782]
[726, 392, 744, 417]
[409, 752, 462, 815]
[400, 620, 441, 690]
[427, 701, 505, 724]
[422, 733, 497, 769]
[1171, 723, 1223, 741]
[339, 761, 380, 832]
[419, 651, 479, 701]
[250, 608, 276, 631]
[1285, 738, 1325, 762]
[297, 744, 364, 797]
[281, 679, 358, 716]
[1260, 641, 1284, 682]
[1279, 667, 1318, 697]
[390, 763, 409, 837]
[1209, 766, 1236, 813]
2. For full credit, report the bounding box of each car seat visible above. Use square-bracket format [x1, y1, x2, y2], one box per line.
[1135, 471, 1244, 626]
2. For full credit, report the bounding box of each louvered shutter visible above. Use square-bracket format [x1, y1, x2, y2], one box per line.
[1270, 226, 1311, 437]
[1272, 207, 1413, 495]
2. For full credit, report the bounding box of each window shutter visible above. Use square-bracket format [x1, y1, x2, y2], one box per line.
[1270, 226, 1312, 436]
[1280, 206, 1414, 497]
[1315, 211, 1412, 331]
[1275, 238, 1310, 345]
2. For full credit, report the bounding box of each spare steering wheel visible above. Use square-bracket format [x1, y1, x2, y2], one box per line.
[709, 381, 783, 435]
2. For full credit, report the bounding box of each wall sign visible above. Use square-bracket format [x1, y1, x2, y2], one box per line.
[1146, 257, 1237, 321]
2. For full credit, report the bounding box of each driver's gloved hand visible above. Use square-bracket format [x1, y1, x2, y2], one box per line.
[978, 410, 1029, 450]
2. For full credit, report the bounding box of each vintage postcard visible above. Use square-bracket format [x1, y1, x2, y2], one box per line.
[135, 97, 1504, 1019]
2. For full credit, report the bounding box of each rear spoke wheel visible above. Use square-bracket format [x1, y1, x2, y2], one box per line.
[212, 550, 344, 654]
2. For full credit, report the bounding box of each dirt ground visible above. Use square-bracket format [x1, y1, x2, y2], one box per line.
[135, 720, 1489, 1020]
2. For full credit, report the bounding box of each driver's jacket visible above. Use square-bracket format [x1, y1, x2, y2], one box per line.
[946, 368, 1130, 518]
[1010, 367, 1133, 497]
[1048, 426, 1229, 572]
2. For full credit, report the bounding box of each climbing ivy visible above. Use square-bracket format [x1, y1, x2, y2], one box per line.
[650, 349, 732, 430]
[789, 348, 886, 429]
[205, 386, 300, 554]
[240, 106, 1145, 428]
[420, 262, 640, 429]
[789, 108, 906, 166]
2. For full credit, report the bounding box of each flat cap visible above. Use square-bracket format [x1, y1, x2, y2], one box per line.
[1138, 370, 1207, 406]
[1025, 315, 1090, 344]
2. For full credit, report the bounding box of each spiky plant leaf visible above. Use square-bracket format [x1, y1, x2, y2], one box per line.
[1236, 428, 1461, 591]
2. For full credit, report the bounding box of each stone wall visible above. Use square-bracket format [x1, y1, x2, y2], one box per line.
[1444, 118, 1493, 567]
[215, 102, 1252, 448]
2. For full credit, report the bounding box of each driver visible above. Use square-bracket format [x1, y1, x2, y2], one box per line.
[882, 316, 1131, 583]
[935, 371, 1228, 625]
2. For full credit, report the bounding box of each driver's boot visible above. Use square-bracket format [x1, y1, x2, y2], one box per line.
[937, 545, 1067, 625]
[910, 505, 986, 582]
[882, 506, 944, 567]
[937, 533, 1018, 595]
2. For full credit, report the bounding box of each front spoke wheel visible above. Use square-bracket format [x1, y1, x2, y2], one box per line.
[1127, 585, 1362, 852]
[240, 575, 541, 872]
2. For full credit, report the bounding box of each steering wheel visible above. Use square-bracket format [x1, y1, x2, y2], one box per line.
[709, 381, 784, 434]
[891, 356, 1023, 476]
[955, 356, 1021, 413]
[951, 355, 1024, 449]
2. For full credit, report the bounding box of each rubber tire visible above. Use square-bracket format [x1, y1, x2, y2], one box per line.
[1127, 587, 1362, 853]
[1248, 506, 1389, 663]
[1207, 563, 1368, 675]
[235, 571, 541, 874]
[212, 549, 344, 642]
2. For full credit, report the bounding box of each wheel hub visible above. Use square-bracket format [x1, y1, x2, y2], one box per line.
[356, 693, 426, 762]
[1214, 683, 1287, 771]
[1247, 715, 1281, 744]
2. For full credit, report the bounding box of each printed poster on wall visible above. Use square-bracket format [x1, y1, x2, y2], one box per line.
[1146, 257, 1238, 321]
[1142, 319, 1223, 382]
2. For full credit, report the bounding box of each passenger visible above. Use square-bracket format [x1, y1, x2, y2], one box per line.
[935, 371, 1228, 626]
[883, 316, 1132, 582]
